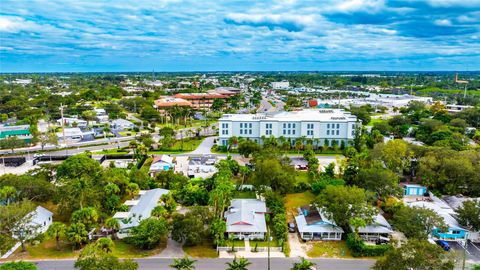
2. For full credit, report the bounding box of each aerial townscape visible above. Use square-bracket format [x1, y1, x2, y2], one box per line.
[1, 1, 480, 270]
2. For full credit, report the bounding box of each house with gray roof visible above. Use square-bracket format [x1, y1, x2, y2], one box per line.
[225, 199, 267, 240]
[113, 188, 169, 238]
[295, 206, 344, 241]
[351, 213, 393, 242]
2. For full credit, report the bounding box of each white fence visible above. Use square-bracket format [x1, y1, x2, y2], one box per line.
[217, 246, 283, 253]
[0, 242, 20, 259]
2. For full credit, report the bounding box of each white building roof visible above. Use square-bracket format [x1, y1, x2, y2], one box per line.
[111, 118, 134, 126]
[115, 188, 169, 230]
[407, 197, 464, 231]
[225, 199, 267, 234]
[219, 109, 357, 122]
[354, 214, 393, 234]
[30, 206, 53, 227]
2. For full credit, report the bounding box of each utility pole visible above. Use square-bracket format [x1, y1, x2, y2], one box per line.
[60, 103, 67, 155]
[462, 232, 468, 270]
[267, 228, 271, 270]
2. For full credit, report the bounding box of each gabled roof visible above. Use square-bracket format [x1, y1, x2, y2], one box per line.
[407, 197, 465, 231]
[295, 206, 344, 234]
[354, 214, 393, 234]
[115, 188, 169, 229]
[225, 199, 267, 233]
[30, 206, 53, 226]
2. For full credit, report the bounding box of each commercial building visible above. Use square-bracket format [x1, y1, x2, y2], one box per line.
[154, 96, 192, 109]
[174, 93, 229, 110]
[225, 199, 267, 240]
[0, 124, 32, 142]
[218, 109, 359, 147]
[271, 81, 290, 89]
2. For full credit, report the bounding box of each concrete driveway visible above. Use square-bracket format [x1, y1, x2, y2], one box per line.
[189, 136, 216, 155]
[153, 237, 185, 258]
[288, 233, 308, 258]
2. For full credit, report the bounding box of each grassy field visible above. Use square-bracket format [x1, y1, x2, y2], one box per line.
[295, 171, 310, 185]
[306, 241, 352, 258]
[183, 242, 218, 258]
[367, 118, 386, 126]
[285, 192, 316, 221]
[233, 190, 256, 199]
[9, 238, 164, 260]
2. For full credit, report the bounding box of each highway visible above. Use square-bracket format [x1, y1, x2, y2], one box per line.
[25, 257, 376, 270]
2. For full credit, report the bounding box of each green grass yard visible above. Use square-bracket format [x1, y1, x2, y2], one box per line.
[306, 241, 352, 258]
[183, 241, 218, 258]
[285, 191, 316, 221]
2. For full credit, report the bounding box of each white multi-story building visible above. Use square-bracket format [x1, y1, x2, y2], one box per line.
[271, 81, 290, 89]
[218, 109, 359, 147]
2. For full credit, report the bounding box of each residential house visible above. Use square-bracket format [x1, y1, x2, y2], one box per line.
[0, 124, 32, 142]
[113, 188, 170, 238]
[406, 194, 468, 240]
[225, 199, 267, 240]
[94, 108, 109, 123]
[56, 127, 95, 141]
[149, 155, 174, 177]
[57, 117, 88, 128]
[14, 206, 53, 239]
[110, 119, 135, 130]
[402, 184, 427, 197]
[295, 206, 344, 241]
[351, 213, 393, 242]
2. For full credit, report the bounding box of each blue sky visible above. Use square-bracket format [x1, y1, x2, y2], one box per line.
[1, 0, 479, 72]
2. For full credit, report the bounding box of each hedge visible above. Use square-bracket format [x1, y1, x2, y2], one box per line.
[346, 233, 391, 257]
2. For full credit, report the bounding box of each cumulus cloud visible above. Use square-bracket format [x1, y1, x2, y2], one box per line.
[0, 16, 43, 33]
[224, 13, 317, 32]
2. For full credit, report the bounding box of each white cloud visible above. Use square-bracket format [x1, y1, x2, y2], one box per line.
[434, 19, 452, 26]
[330, 0, 385, 13]
[0, 16, 43, 33]
[425, 0, 480, 8]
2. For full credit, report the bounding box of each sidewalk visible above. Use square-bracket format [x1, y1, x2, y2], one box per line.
[219, 239, 285, 258]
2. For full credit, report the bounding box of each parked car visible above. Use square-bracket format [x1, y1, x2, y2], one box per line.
[288, 222, 296, 233]
[436, 240, 451, 251]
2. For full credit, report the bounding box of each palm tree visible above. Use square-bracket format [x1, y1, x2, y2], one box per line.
[291, 257, 316, 270]
[46, 222, 67, 250]
[0, 186, 16, 205]
[226, 256, 251, 270]
[170, 256, 197, 270]
[104, 218, 120, 240]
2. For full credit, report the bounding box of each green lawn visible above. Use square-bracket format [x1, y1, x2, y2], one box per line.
[233, 190, 256, 199]
[152, 137, 205, 152]
[295, 171, 310, 185]
[367, 118, 386, 126]
[10, 238, 164, 260]
[306, 241, 352, 258]
[285, 191, 316, 221]
[183, 242, 218, 258]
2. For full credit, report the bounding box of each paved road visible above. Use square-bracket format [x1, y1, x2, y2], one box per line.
[189, 136, 216, 155]
[24, 258, 375, 270]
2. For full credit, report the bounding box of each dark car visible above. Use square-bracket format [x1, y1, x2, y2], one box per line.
[288, 222, 296, 233]
[436, 240, 451, 251]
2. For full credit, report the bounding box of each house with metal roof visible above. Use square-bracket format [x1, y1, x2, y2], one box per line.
[295, 206, 344, 241]
[351, 213, 393, 242]
[406, 194, 468, 240]
[113, 188, 169, 238]
[149, 155, 174, 177]
[225, 199, 267, 240]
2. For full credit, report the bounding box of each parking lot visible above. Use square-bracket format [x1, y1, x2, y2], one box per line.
[446, 240, 480, 263]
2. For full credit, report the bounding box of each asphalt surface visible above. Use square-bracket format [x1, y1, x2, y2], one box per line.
[20, 258, 376, 270]
[446, 240, 480, 263]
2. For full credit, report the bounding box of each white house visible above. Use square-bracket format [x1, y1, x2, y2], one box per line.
[149, 155, 174, 177]
[57, 117, 88, 128]
[110, 119, 135, 130]
[295, 206, 344, 241]
[56, 127, 94, 141]
[94, 108, 109, 123]
[113, 188, 169, 238]
[218, 109, 359, 147]
[351, 214, 393, 242]
[13, 206, 53, 239]
[225, 199, 267, 240]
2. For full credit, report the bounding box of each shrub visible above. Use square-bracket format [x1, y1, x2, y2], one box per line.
[346, 233, 391, 257]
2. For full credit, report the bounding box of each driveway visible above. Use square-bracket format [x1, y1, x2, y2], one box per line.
[446, 240, 480, 263]
[189, 136, 216, 155]
[288, 233, 308, 258]
[153, 237, 184, 258]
